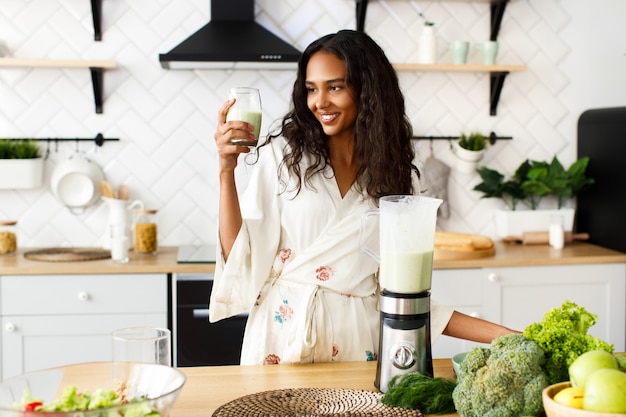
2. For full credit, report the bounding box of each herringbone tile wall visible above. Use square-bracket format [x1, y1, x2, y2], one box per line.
[0, 1, 619, 247]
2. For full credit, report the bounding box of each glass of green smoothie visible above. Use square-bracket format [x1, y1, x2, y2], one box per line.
[226, 87, 262, 147]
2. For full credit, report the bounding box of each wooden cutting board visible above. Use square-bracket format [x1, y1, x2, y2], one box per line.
[434, 231, 496, 260]
[434, 245, 495, 260]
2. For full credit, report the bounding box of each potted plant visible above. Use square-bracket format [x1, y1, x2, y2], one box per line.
[473, 156, 594, 237]
[453, 131, 489, 173]
[0, 139, 44, 189]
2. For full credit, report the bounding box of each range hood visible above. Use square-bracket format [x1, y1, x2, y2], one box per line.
[159, 0, 301, 70]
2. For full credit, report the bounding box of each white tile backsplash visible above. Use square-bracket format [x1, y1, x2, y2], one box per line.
[0, 0, 625, 248]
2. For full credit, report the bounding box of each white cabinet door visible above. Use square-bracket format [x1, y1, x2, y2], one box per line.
[483, 263, 626, 351]
[431, 269, 492, 358]
[0, 274, 168, 380]
[2, 313, 166, 379]
[431, 263, 626, 358]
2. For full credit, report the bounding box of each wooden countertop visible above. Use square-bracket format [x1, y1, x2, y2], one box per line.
[58, 360, 458, 417]
[0, 247, 215, 275]
[434, 241, 626, 269]
[0, 242, 624, 276]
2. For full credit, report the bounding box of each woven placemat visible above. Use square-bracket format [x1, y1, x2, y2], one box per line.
[24, 248, 111, 262]
[212, 388, 423, 417]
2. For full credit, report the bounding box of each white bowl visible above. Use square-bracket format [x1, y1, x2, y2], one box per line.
[0, 362, 186, 417]
[51, 154, 104, 213]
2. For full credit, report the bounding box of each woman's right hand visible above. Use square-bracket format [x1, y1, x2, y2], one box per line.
[214, 98, 255, 172]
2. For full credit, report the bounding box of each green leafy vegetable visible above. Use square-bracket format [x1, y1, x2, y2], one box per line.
[381, 372, 457, 414]
[16, 386, 160, 417]
[523, 300, 614, 385]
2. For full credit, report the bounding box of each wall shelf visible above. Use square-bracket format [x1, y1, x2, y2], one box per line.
[0, 58, 117, 114]
[356, 0, 521, 115]
[356, 0, 512, 37]
[394, 63, 526, 116]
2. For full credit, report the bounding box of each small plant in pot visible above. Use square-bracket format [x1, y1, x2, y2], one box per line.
[473, 156, 595, 237]
[0, 139, 44, 189]
[453, 131, 490, 173]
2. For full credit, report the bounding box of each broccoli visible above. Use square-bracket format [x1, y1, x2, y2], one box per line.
[523, 300, 614, 384]
[452, 334, 549, 417]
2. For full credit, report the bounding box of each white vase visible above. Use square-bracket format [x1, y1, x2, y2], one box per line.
[452, 142, 484, 174]
[494, 208, 576, 238]
[0, 158, 44, 189]
[416, 25, 437, 64]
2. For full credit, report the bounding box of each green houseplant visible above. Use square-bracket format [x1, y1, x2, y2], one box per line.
[474, 156, 594, 210]
[0, 139, 44, 189]
[473, 156, 594, 237]
[453, 131, 490, 173]
[458, 132, 489, 151]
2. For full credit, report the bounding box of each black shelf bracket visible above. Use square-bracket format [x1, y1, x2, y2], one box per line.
[490, 71, 509, 116]
[356, 0, 369, 32]
[89, 67, 105, 114]
[490, 0, 509, 40]
[91, 0, 102, 41]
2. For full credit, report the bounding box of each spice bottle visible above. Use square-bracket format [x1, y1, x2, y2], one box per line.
[134, 209, 158, 255]
[0, 220, 17, 255]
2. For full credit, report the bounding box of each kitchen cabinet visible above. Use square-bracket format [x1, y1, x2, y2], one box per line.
[356, 0, 525, 115]
[0, 273, 167, 380]
[431, 263, 626, 358]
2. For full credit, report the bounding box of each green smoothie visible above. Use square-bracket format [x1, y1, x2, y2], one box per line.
[379, 250, 434, 293]
[226, 108, 262, 146]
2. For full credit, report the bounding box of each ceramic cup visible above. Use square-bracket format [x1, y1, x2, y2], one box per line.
[450, 40, 470, 64]
[479, 40, 499, 64]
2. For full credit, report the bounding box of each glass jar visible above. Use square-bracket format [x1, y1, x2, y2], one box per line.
[0, 220, 17, 255]
[134, 209, 158, 255]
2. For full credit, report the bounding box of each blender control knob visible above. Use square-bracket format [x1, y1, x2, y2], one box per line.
[391, 343, 416, 370]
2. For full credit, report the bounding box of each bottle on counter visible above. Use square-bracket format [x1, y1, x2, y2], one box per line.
[0, 220, 17, 255]
[134, 209, 158, 255]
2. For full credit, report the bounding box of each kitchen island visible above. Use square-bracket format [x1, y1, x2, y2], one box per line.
[60, 359, 459, 417]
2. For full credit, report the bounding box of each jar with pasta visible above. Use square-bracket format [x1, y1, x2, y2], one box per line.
[0, 220, 17, 255]
[134, 209, 158, 255]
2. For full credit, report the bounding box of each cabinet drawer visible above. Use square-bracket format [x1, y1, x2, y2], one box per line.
[1, 274, 167, 315]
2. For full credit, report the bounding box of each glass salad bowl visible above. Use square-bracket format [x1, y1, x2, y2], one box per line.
[0, 362, 186, 417]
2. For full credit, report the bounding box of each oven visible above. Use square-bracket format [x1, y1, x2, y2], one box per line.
[175, 274, 248, 366]
[175, 245, 248, 367]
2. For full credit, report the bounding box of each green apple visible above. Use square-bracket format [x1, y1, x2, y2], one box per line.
[583, 368, 626, 413]
[569, 350, 618, 389]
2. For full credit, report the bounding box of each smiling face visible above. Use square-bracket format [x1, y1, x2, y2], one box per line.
[305, 51, 358, 143]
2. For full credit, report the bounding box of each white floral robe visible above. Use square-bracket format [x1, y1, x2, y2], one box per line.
[209, 137, 453, 365]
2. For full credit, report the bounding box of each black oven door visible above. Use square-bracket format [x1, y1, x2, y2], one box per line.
[176, 276, 248, 366]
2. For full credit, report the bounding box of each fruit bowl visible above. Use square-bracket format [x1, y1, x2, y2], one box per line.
[0, 362, 186, 417]
[543, 382, 626, 417]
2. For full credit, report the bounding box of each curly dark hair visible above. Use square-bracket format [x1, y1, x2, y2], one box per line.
[263, 29, 419, 200]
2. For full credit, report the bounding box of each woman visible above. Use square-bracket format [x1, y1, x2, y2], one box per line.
[211, 30, 516, 365]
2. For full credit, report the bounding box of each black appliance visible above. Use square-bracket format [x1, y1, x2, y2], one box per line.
[176, 275, 248, 366]
[175, 245, 247, 367]
[159, 0, 301, 70]
[577, 107, 626, 254]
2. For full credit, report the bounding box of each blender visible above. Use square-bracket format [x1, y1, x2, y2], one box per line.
[361, 195, 442, 392]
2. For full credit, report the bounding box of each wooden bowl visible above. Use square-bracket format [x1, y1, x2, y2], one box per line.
[543, 382, 626, 417]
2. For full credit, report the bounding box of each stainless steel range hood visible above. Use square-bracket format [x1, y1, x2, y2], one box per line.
[159, 0, 301, 70]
